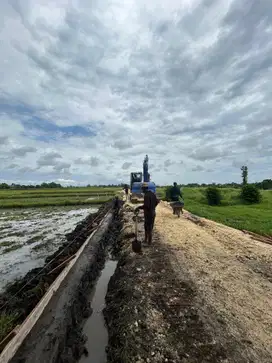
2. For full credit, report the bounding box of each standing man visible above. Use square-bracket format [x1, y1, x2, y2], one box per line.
[124, 184, 129, 201]
[170, 182, 182, 201]
[134, 183, 159, 245]
[170, 182, 184, 216]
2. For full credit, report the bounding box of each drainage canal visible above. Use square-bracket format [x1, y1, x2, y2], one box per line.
[78, 257, 118, 363]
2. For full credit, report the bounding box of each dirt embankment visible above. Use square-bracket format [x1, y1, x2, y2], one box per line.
[104, 203, 272, 363]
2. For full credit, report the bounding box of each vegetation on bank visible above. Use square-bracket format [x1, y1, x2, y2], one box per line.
[160, 187, 272, 236]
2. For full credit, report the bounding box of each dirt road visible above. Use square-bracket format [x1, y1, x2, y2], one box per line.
[105, 203, 272, 363]
[156, 202, 272, 362]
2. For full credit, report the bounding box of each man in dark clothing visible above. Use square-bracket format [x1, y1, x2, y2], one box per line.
[170, 182, 182, 201]
[135, 184, 159, 245]
[170, 182, 184, 216]
[124, 185, 129, 201]
[114, 196, 122, 217]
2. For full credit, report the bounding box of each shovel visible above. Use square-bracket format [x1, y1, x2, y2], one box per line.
[132, 211, 142, 253]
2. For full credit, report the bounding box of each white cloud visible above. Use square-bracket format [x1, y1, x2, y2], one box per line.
[37, 152, 62, 167]
[11, 146, 37, 157]
[122, 162, 132, 170]
[192, 165, 205, 172]
[0, 0, 271, 185]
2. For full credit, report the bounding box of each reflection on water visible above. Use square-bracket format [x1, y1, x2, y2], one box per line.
[79, 260, 118, 363]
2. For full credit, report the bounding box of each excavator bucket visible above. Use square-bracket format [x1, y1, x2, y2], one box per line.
[130, 193, 144, 204]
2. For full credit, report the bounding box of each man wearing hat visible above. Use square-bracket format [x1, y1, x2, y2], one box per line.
[134, 182, 159, 245]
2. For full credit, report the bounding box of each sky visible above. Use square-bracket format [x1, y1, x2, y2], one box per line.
[0, 0, 271, 186]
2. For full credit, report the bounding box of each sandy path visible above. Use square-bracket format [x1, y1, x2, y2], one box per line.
[155, 203, 272, 362]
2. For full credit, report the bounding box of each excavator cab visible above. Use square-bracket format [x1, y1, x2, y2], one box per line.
[129, 156, 156, 203]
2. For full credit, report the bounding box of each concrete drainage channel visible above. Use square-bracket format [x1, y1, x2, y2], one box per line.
[1, 205, 123, 363]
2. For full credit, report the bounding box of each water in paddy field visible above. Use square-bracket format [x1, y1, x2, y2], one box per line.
[79, 259, 118, 363]
[0, 205, 99, 291]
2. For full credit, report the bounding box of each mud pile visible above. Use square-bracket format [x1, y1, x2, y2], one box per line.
[0, 201, 112, 344]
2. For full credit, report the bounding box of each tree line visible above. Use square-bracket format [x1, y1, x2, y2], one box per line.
[0, 177, 271, 190]
[0, 182, 63, 189]
[0, 182, 125, 189]
[162, 179, 272, 190]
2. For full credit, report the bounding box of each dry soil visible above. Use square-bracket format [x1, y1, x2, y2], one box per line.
[105, 202, 272, 363]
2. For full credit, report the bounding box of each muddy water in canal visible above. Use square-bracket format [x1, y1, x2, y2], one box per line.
[0, 205, 98, 291]
[79, 259, 118, 363]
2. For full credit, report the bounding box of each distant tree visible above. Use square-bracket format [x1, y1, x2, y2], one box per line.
[262, 179, 272, 190]
[241, 166, 248, 185]
[240, 184, 261, 204]
[206, 186, 222, 206]
[0, 183, 10, 189]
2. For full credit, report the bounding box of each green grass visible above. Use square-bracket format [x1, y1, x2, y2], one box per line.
[0, 187, 121, 209]
[0, 241, 13, 247]
[0, 187, 118, 196]
[159, 187, 272, 236]
[0, 313, 19, 343]
[2, 244, 22, 254]
[0, 196, 111, 209]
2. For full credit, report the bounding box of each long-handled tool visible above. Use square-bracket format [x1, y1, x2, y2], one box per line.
[132, 210, 142, 253]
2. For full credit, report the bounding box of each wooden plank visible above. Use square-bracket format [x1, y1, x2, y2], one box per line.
[0, 326, 20, 353]
[0, 210, 111, 363]
[47, 254, 76, 276]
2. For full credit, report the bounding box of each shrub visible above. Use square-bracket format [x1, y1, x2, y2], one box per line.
[240, 184, 261, 204]
[206, 186, 221, 206]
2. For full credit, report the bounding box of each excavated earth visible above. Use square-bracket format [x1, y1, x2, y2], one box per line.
[104, 203, 272, 363]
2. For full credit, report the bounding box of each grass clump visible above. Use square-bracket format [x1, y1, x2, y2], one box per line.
[3, 244, 22, 254]
[0, 313, 18, 342]
[0, 241, 13, 248]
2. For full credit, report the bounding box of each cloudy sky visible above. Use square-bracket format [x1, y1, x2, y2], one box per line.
[1, 0, 271, 186]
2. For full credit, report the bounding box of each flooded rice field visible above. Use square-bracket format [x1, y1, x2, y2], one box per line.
[0, 205, 98, 291]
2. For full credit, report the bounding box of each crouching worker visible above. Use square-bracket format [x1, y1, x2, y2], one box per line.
[134, 183, 159, 245]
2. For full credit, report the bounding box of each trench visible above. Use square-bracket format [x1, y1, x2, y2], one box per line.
[1, 203, 123, 363]
[78, 257, 118, 363]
